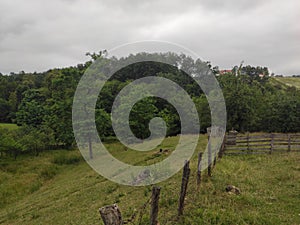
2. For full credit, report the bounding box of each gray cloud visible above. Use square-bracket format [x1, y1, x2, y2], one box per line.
[0, 0, 299, 75]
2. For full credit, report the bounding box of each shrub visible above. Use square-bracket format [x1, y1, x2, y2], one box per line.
[52, 153, 82, 165]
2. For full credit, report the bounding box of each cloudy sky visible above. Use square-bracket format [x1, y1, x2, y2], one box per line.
[0, 0, 299, 75]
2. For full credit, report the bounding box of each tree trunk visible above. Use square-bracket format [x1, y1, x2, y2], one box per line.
[13, 149, 18, 160]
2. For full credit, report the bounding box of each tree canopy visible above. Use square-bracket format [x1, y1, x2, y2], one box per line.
[0, 52, 299, 157]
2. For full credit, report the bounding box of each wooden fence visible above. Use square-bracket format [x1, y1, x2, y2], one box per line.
[99, 157, 209, 225]
[98, 132, 300, 224]
[224, 133, 300, 155]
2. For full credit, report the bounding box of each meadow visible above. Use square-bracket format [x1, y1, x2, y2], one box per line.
[274, 77, 300, 89]
[0, 135, 299, 225]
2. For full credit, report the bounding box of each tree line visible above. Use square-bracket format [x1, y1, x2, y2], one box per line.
[0, 52, 299, 158]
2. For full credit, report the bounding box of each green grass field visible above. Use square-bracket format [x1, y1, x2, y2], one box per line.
[0, 135, 299, 225]
[0, 123, 19, 131]
[274, 77, 300, 89]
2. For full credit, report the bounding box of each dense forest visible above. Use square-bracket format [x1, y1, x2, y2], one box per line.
[0, 52, 299, 158]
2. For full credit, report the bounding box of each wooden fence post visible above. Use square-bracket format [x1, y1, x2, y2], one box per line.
[150, 186, 161, 225]
[218, 135, 226, 158]
[288, 134, 291, 152]
[178, 160, 190, 217]
[247, 132, 250, 153]
[99, 204, 123, 225]
[213, 151, 217, 167]
[228, 129, 237, 145]
[208, 139, 212, 177]
[270, 133, 274, 154]
[197, 153, 202, 188]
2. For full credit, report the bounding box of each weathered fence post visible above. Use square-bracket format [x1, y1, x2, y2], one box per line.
[288, 134, 291, 152]
[228, 129, 238, 145]
[99, 204, 123, 225]
[218, 135, 226, 158]
[246, 132, 250, 153]
[207, 127, 212, 177]
[178, 160, 190, 217]
[197, 153, 202, 188]
[270, 133, 274, 154]
[213, 151, 217, 167]
[150, 186, 161, 225]
[208, 139, 212, 177]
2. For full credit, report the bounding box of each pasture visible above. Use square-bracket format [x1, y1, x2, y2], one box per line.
[0, 135, 299, 224]
[274, 77, 300, 89]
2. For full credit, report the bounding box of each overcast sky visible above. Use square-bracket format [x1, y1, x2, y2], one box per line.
[0, 0, 299, 75]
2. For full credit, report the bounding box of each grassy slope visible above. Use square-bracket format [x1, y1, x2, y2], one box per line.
[273, 77, 300, 89]
[0, 135, 300, 225]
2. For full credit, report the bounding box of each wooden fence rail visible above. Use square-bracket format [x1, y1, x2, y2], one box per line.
[224, 133, 300, 155]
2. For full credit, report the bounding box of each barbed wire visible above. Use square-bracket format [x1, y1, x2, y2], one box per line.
[123, 197, 151, 225]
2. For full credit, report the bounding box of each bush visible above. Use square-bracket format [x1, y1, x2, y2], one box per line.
[52, 153, 82, 165]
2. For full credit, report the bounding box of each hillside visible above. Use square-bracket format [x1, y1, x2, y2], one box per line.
[1, 135, 299, 225]
[0, 56, 300, 224]
[1, 56, 300, 151]
[274, 77, 300, 89]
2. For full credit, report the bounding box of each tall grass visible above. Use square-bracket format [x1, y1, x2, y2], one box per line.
[51, 151, 83, 165]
